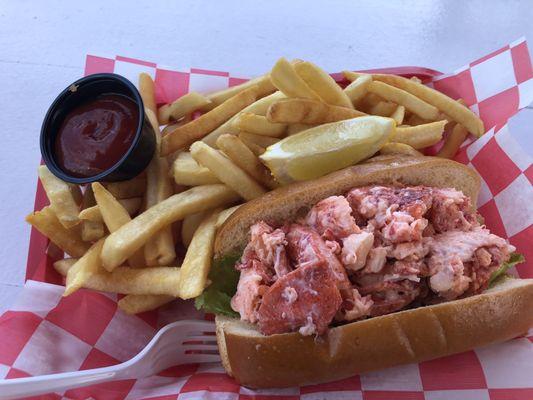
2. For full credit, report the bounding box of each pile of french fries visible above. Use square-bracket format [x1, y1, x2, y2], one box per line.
[27, 58, 483, 314]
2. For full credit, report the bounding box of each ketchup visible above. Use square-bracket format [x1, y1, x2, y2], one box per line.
[54, 93, 139, 178]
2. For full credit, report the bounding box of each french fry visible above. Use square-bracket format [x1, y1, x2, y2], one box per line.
[118, 294, 174, 314]
[161, 86, 258, 155]
[190, 142, 266, 201]
[202, 91, 285, 147]
[411, 76, 422, 83]
[179, 209, 219, 299]
[379, 142, 423, 157]
[393, 120, 447, 149]
[267, 98, 366, 125]
[390, 105, 405, 125]
[173, 151, 220, 186]
[168, 92, 211, 120]
[79, 198, 143, 222]
[144, 156, 176, 267]
[205, 74, 276, 110]
[162, 121, 180, 136]
[101, 184, 239, 270]
[78, 204, 120, 223]
[405, 113, 430, 126]
[436, 99, 468, 123]
[216, 205, 241, 228]
[232, 113, 286, 137]
[64, 238, 105, 296]
[68, 267, 182, 296]
[217, 134, 278, 189]
[53, 258, 179, 302]
[80, 185, 104, 241]
[147, 160, 174, 204]
[177, 206, 242, 289]
[232, 91, 284, 117]
[437, 123, 468, 159]
[238, 132, 280, 149]
[293, 61, 353, 108]
[81, 220, 105, 242]
[105, 176, 146, 199]
[182, 211, 207, 247]
[367, 81, 440, 120]
[344, 73, 372, 104]
[359, 92, 383, 112]
[79, 195, 98, 246]
[145, 158, 173, 209]
[286, 123, 315, 135]
[369, 101, 397, 117]
[38, 165, 81, 228]
[145, 107, 160, 132]
[157, 104, 171, 125]
[93, 183, 146, 269]
[93, 183, 134, 232]
[161, 115, 192, 136]
[145, 108, 162, 152]
[26, 207, 90, 257]
[345, 71, 484, 136]
[139, 73, 157, 116]
[96, 267, 183, 296]
[270, 57, 321, 100]
[434, 99, 468, 159]
[53, 258, 77, 276]
[242, 140, 265, 156]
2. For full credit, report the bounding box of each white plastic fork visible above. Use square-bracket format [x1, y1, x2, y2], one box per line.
[0, 320, 220, 400]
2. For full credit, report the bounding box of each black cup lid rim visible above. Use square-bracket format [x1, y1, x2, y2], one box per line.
[40, 73, 146, 184]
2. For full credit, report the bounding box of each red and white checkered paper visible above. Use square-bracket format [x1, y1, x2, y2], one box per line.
[2, 38, 532, 400]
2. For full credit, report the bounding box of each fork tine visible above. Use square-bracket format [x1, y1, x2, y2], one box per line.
[184, 353, 221, 363]
[184, 335, 218, 342]
[151, 341, 218, 361]
[184, 330, 216, 338]
[184, 344, 219, 351]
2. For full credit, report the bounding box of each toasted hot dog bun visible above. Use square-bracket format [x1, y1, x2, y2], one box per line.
[213, 155, 533, 388]
[216, 277, 533, 388]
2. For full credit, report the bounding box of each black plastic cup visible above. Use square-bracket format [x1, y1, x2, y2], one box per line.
[40, 73, 156, 184]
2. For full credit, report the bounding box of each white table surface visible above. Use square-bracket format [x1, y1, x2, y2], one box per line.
[0, 0, 532, 314]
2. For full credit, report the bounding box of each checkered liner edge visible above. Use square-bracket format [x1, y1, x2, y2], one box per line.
[2, 38, 532, 399]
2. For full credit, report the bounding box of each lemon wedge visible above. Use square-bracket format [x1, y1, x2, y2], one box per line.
[260, 116, 395, 184]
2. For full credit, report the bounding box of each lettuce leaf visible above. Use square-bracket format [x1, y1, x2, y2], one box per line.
[488, 252, 525, 287]
[195, 254, 241, 317]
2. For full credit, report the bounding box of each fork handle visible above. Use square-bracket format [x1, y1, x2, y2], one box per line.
[0, 365, 130, 400]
